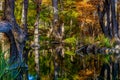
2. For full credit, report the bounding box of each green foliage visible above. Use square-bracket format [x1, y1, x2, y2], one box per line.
[0, 51, 6, 79]
[15, 0, 22, 24]
[0, 49, 20, 80]
[12, 0, 117, 79]
[40, 5, 53, 22]
[104, 55, 111, 63]
[63, 10, 78, 18]
[63, 0, 76, 8]
[82, 34, 114, 48]
[65, 51, 75, 56]
[72, 74, 80, 80]
[40, 35, 50, 41]
[28, 52, 36, 75]
[27, 1, 36, 26]
[0, 10, 3, 16]
[58, 78, 69, 80]
[96, 34, 113, 47]
[64, 36, 76, 45]
[83, 36, 95, 44]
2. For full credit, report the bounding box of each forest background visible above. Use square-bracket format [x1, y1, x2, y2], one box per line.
[0, 0, 120, 80]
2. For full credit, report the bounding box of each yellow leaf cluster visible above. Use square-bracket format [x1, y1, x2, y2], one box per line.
[76, 0, 99, 23]
[42, 0, 51, 4]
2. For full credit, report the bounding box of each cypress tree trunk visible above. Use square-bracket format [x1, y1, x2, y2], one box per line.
[97, 0, 120, 79]
[52, 0, 59, 79]
[0, 0, 29, 79]
[52, 0, 64, 79]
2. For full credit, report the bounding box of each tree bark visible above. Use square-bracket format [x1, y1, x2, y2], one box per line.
[34, 0, 42, 79]
[52, 0, 62, 79]
[97, 1, 109, 37]
[21, 0, 29, 79]
[0, 0, 29, 79]
[111, 0, 119, 38]
[97, 0, 119, 39]
[97, 0, 120, 79]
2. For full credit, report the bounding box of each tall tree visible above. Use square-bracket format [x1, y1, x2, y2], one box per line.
[52, 0, 59, 79]
[97, 0, 119, 39]
[34, 0, 42, 79]
[21, 0, 29, 79]
[97, 0, 119, 79]
[52, 0, 64, 79]
[0, 0, 28, 79]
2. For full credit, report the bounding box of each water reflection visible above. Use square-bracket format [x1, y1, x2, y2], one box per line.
[28, 74, 36, 80]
